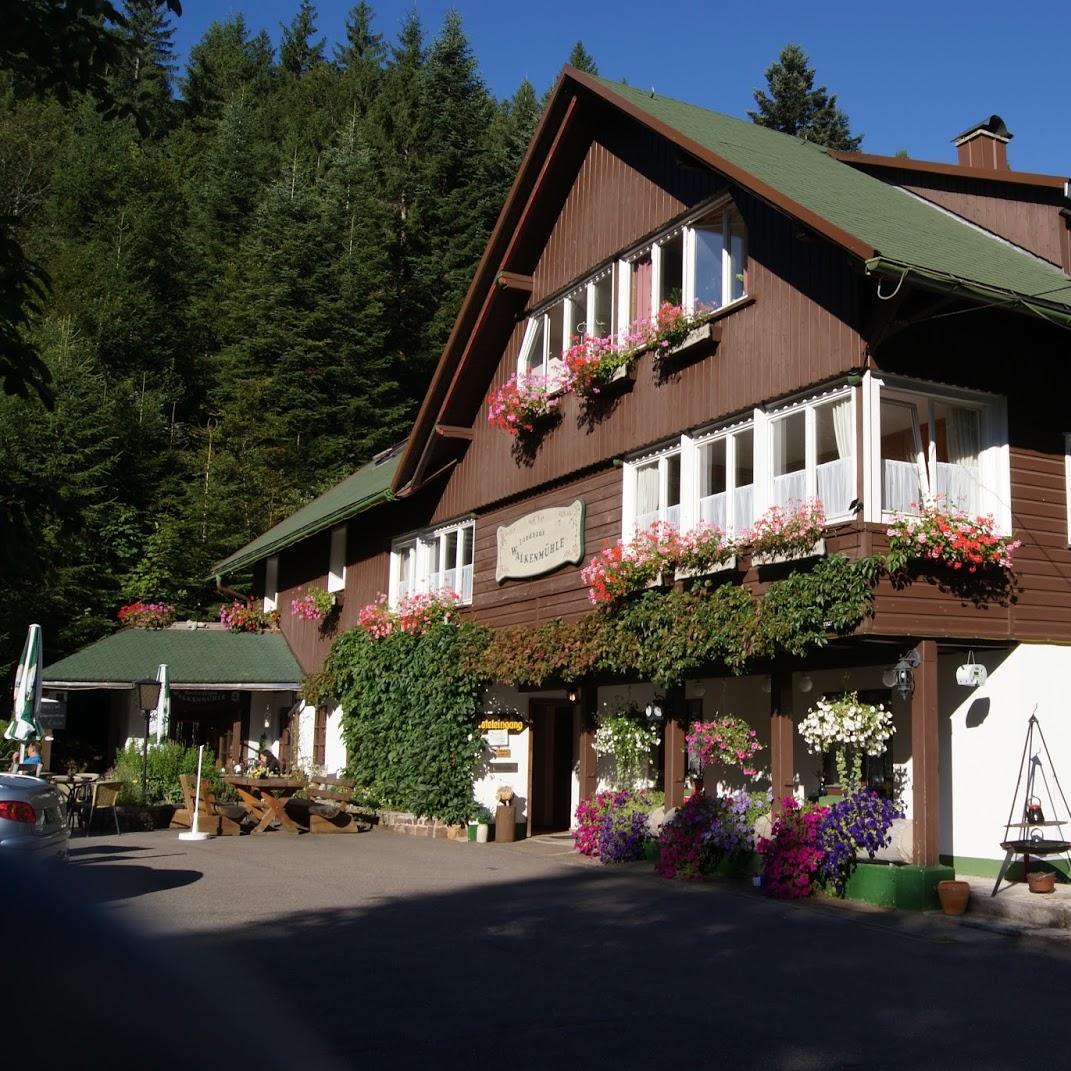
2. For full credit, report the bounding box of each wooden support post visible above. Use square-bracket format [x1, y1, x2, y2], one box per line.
[769, 672, 794, 815]
[912, 639, 940, 866]
[664, 685, 687, 809]
[577, 682, 598, 801]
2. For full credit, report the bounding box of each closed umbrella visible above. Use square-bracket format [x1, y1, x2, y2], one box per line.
[5, 624, 43, 757]
[154, 664, 170, 744]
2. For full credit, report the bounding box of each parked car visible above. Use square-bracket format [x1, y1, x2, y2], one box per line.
[0, 774, 69, 861]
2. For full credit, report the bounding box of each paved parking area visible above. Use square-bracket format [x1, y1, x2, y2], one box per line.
[38, 829, 1071, 1069]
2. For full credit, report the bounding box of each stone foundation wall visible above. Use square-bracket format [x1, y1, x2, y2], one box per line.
[378, 811, 466, 840]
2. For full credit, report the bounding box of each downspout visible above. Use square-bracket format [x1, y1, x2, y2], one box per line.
[215, 576, 250, 605]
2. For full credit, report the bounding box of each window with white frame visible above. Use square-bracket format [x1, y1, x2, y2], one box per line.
[519, 266, 616, 386]
[863, 373, 1009, 530]
[327, 525, 347, 593]
[625, 201, 747, 329]
[696, 422, 755, 536]
[389, 519, 475, 607]
[1065, 433, 1071, 543]
[768, 391, 856, 518]
[879, 392, 982, 516]
[627, 448, 682, 535]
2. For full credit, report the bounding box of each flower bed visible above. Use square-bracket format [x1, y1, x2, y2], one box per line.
[574, 788, 662, 863]
[117, 600, 175, 629]
[486, 372, 558, 436]
[886, 500, 1021, 574]
[757, 790, 901, 899]
[655, 788, 768, 878]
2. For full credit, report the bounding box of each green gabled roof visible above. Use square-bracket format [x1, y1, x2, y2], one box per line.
[212, 447, 403, 577]
[43, 628, 302, 688]
[590, 76, 1071, 323]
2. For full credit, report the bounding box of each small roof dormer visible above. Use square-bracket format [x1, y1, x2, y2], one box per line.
[953, 115, 1012, 170]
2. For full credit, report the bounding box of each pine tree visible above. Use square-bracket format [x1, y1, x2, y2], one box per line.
[114, 0, 178, 132]
[280, 0, 326, 76]
[567, 41, 598, 75]
[749, 43, 862, 151]
[180, 16, 275, 123]
[335, 1, 386, 120]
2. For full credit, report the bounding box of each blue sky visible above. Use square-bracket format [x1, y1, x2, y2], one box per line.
[170, 1, 1069, 175]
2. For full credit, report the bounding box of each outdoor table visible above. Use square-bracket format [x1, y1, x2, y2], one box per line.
[42, 773, 98, 830]
[223, 776, 305, 834]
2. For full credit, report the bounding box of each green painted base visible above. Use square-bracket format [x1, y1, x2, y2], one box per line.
[841, 862, 955, 911]
[940, 854, 1071, 881]
[711, 852, 760, 879]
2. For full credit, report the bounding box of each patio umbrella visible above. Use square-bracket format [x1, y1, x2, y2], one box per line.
[154, 663, 170, 744]
[5, 623, 43, 752]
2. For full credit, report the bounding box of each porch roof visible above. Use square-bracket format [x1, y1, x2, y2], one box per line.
[211, 445, 403, 577]
[43, 628, 302, 691]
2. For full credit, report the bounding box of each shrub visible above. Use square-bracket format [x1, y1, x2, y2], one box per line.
[110, 741, 223, 805]
[574, 788, 662, 863]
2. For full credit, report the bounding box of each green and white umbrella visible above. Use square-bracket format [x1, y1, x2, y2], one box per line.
[5, 623, 43, 744]
[154, 663, 170, 744]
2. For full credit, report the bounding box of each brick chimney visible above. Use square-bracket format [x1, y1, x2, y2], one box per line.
[953, 115, 1012, 170]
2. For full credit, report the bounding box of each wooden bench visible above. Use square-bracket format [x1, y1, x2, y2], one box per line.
[172, 774, 245, 836]
[305, 774, 366, 834]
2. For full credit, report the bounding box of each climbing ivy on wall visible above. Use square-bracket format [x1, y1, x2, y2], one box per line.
[327, 620, 490, 825]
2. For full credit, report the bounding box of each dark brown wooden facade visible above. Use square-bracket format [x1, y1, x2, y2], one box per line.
[262, 75, 1071, 679]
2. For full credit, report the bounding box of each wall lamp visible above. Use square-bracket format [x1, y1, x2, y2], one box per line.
[886, 650, 920, 701]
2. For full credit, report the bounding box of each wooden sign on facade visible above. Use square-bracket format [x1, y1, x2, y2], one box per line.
[495, 499, 585, 583]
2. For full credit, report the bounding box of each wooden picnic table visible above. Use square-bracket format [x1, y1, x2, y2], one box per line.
[223, 775, 305, 835]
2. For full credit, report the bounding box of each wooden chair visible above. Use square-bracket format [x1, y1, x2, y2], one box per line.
[304, 774, 366, 834]
[172, 775, 244, 836]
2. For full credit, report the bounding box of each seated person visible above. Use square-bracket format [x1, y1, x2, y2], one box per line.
[22, 742, 43, 767]
[257, 748, 281, 775]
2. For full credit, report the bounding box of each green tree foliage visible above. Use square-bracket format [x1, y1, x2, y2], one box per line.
[0, 2, 538, 679]
[749, 43, 862, 151]
[567, 41, 599, 75]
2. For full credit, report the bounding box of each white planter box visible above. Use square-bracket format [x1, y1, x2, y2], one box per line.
[674, 555, 737, 581]
[752, 538, 827, 567]
[664, 321, 717, 359]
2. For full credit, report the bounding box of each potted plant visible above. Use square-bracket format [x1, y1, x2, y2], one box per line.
[592, 709, 661, 791]
[486, 373, 558, 438]
[798, 692, 895, 795]
[290, 586, 336, 622]
[473, 804, 493, 843]
[937, 878, 971, 915]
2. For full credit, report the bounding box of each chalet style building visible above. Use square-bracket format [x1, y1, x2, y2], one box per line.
[212, 69, 1071, 880]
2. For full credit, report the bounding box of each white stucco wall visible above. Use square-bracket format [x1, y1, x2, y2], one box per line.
[940, 644, 1071, 867]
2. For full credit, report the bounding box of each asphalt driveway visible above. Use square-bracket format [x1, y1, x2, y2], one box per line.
[35, 829, 1071, 1070]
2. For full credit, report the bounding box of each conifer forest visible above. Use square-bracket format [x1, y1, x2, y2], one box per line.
[0, 2, 560, 676]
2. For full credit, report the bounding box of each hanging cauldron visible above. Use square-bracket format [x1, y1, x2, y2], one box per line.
[1026, 797, 1046, 825]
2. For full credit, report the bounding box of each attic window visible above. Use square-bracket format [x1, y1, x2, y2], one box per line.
[625, 202, 748, 326]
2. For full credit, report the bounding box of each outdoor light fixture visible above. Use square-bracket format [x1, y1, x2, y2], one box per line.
[798, 674, 813, 693]
[760, 676, 772, 695]
[881, 668, 899, 689]
[645, 701, 664, 720]
[892, 650, 921, 702]
[134, 677, 162, 799]
[567, 689, 577, 702]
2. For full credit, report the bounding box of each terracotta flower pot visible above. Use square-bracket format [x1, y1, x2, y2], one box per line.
[1028, 871, 1056, 894]
[937, 879, 971, 916]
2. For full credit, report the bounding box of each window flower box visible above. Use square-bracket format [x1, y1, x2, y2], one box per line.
[752, 538, 826, 567]
[674, 555, 738, 581]
[663, 320, 719, 360]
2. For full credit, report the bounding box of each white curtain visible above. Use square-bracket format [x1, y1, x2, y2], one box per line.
[773, 471, 806, 508]
[883, 460, 923, 514]
[700, 492, 727, 530]
[816, 398, 854, 515]
[734, 484, 754, 531]
[636, 463, 660, 528]
[937, 406, 980, 512]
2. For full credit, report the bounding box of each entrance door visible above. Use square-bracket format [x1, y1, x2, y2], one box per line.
[529, 700, 576, 834]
